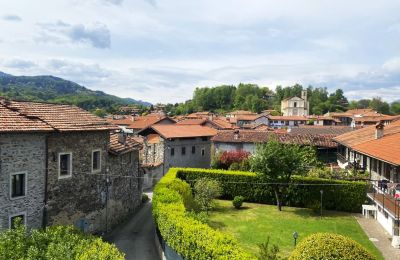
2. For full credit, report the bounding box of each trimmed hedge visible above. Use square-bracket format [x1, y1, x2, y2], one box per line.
[152, 168, 254, 260]
[176, 168, 369, 212]
[289, 233, 376, 260]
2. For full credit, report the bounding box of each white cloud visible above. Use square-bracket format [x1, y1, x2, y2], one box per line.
[2, 14, 22, 21]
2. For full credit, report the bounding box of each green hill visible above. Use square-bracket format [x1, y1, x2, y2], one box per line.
[0, 72, 151, 112]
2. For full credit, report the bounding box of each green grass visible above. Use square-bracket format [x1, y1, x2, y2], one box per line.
[208, 200, 383, 259]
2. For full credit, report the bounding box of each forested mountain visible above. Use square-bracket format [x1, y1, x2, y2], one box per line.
[0, 72, 151, 113]
[165, 83, 399, 116]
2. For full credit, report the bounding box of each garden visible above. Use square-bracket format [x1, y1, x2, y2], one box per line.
[153, 140, 381, 259]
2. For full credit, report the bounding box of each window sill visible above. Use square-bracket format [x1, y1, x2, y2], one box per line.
[58, 174, 72, 179]
[10, 195, 26, 201]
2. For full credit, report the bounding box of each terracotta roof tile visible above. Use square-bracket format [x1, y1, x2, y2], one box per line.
[109, 133, 142, 155]
[289, 126, 355, 136]
[107, 114, 175, 130]
[142, 125, 217, 139]
[1, 100, 115, 132]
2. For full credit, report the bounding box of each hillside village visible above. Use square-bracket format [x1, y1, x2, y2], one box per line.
[2, 87, 400, 259]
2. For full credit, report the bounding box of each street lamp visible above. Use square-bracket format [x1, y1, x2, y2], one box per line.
[293, 231, 299, 246]
[320, 189, 324, 218]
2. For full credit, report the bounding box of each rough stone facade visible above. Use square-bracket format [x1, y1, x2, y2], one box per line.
[143, 139, 165, 166]
[46, 131, 141, 233]
[0, 133, 46, 232]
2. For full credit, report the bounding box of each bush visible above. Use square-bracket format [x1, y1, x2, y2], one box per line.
[0, 223, 124, 260]
[177, 168, 369, 212]
[194, 178, 222, 214]
[232, 196, 244, 209]
[152, 169, 253, 260]
[289, 233, 375, 260]
[167, 178, 195, 209]
[212, 150, 250, 170]
[257, 236, 280, 260]
[142, 193, 149, 203]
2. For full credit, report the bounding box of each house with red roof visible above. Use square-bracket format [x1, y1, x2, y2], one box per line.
[334, 120, 400, 241]
[0, 98, 142, 233]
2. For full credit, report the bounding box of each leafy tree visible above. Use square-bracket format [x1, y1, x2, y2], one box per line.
[370, 97, 390, 114]
[194, 178, 222, 214]
[391, 101, 400, 115]
[250, 139, 319, 211]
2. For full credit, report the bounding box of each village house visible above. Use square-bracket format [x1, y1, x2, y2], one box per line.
[235, 114, 269, 128]
[107, 114, 175, 134]
[177, 117, 235, 130]
[326, 108, 398, 126]
[268, 115, 308, 128]
[212, 129, 339, 162]
[138, 125, 217, 172]
[281, 90, 309, 116]
[334, 120, 400, 245]
[0, 99, 143, 233]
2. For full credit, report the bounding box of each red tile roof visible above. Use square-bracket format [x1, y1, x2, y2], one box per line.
[109, 133, 142, 155]
[269, 116, 308, 121]
[107, 114, 175, 130]
[141, 125, 217, 139]
[176, 118, 207, 125]
[0, 103, 53, 133]
[212, 130, 337, 148]
[334, 120, 400, 165]
[1, 99, 115, 132]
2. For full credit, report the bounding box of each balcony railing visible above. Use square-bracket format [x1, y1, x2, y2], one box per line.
[367, 184, 400, 220]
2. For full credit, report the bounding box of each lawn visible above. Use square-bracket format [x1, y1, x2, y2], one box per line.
[208, 200, 383, 259]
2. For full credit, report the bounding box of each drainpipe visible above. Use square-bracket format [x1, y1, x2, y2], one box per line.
[42, 135, 49, 229]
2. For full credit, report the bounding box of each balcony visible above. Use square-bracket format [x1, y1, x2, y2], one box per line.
[367, 185, 400, 220]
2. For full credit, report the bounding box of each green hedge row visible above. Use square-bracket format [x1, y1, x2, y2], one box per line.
[176, 168, 369, 212]
[152, 168, 254, 260]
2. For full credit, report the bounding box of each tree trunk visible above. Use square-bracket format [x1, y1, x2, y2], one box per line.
[274, 188, 282, 211]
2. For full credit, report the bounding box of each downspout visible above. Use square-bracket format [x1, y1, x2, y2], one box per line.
[42, 134, 49, 229]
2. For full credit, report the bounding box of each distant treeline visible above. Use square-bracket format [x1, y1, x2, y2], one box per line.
[164, 83, 400, 116]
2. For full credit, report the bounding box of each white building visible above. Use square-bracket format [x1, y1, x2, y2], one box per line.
[281, 90, 309, 116]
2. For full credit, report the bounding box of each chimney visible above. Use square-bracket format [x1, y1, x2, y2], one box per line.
[131, 116, 135, 122]
[233, 130, 240, 140]
[118, 132, 127, 145]
[375, 122, 384, 139]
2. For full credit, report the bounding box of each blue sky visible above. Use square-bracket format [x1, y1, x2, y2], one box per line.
[1, 0, 400, 104]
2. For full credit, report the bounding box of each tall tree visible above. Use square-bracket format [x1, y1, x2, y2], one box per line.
[250, 139, 319, 211]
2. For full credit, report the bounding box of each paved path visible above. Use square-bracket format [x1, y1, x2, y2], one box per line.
[105, 192, 160, 260]
[355, 215, 400, 260]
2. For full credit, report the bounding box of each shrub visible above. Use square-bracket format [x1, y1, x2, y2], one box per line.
[167, 178, 195, 209]
[177, 168, 368, 212]
[142, 193, 149, 203]
[257, 236, 280, 260]
[289, 233, 375, 260]
[0, 223, 124, 260]
[212, 150, 251, 170]
[152, 169, 253, 260]
[194, 178, 222, 214]
[232, 196, 244, 209]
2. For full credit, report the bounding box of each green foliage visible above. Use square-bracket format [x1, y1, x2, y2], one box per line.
[250, 139, 320, 210]
[257, 236, 280, 260]
[167, 178, 195, 209]
[232, 196, 244, 209]
[176, 168, 368, 212]
[307, 167, 369, 181]
[289, 233, 376, 260]
[194, 178, 223, 214]
[0, 73, 150, 113]
[152, 169, 254, 259]
[0, 223, 124, 260]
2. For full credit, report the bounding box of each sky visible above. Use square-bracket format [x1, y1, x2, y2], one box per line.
[1, 0, 400, 104]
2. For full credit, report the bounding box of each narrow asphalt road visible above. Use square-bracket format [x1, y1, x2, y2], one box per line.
[105, 192, 160, 260]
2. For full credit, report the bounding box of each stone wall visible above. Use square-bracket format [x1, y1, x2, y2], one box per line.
[0, 133, 46, 232]
[46, 131, 141, 233]
[143, 138, 165, 165]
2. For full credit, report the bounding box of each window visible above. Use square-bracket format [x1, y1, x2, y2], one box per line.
[92, 150, 101, 173]
[170, 148, 175, 156]
[201, 148, 205, 156]
[201, 137, 208, 141]
[192, 146, 196, 154]
[182, 147, 186, 155]
[10, 172, 26, 198]
[9, 213, 26, 229]
[59, 153, 72, 178]
[294, 102, 297, 107]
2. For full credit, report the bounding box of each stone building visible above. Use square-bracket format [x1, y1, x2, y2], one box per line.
[0, 99, 142, 233]
[139, 125, 217, 172]
[281, 90, 309, 116]
[0, 102, 53, 231]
